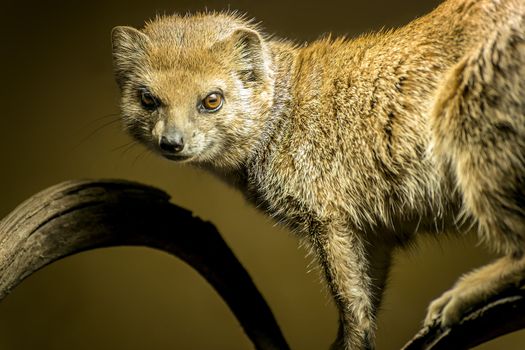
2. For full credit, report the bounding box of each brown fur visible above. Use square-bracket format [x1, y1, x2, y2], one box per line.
[111, 1, 525, 348]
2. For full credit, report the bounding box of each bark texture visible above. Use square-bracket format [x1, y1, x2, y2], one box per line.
[0, 179, 524, 349]
[0, 179, 289, 350]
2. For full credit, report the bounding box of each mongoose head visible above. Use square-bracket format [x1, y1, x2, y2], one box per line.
[111, 13, 275, 169]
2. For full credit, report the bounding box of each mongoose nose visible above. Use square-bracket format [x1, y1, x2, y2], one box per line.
[160, 135, 184, 154]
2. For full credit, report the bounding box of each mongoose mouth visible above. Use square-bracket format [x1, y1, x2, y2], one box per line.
[161, 153, 192, 162]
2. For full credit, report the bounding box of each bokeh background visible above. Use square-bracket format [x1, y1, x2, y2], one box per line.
[0, 0, 523, 349]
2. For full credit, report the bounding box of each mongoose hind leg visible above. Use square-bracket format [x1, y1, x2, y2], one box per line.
[427, 11, 525, 328]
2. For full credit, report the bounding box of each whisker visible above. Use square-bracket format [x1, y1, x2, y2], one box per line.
[82, 113, 121, 128]
[111, 140, 137, 153]
[73, 118, 123, 151]
[120, 142, 140, 158]
[85, 118, 122, 138]
[132, 148, 150, 166]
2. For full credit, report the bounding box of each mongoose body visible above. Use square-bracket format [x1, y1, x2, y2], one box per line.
[111, 0, 525, 348]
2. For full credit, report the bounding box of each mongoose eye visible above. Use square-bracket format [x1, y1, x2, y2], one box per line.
[139, 88, 159, 111]
[201, 93, 223, 112]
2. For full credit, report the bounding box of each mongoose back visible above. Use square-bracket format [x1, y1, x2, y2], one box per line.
[111, 0, 525, 348]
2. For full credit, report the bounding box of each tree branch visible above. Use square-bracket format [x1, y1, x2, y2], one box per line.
[0, 179, 290, 350]
[2, 179, 525, 349]
[402, 287, 525, 350]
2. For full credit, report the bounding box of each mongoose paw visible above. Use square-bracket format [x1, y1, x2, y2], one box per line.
[424, 288, 466, 328]
[424, 257, 525, 328]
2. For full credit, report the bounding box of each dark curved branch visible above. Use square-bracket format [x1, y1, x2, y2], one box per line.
[402, 287, 525, 350]
[0, 179, 289, 350]
[3, 179, 525, 350]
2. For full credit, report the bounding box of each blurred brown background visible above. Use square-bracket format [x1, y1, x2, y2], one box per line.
[0, 0, 523, 349]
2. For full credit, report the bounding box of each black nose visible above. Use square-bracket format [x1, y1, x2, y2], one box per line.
[160, 134, 184, 154]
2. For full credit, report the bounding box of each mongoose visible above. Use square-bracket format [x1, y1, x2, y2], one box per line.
[111, 0, 525, 348]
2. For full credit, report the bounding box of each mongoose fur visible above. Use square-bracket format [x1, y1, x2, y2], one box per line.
[111, 0, 525, 348]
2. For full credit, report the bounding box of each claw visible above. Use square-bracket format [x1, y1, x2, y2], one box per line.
[424, 290, 452, 327]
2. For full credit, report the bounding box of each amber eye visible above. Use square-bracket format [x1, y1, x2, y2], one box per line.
[202, 92, 223, 112]
[139, 88, 159, 110]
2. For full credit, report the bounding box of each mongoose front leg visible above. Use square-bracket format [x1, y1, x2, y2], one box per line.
[310, 222, 391, 350]
[424, 255, 525, 327]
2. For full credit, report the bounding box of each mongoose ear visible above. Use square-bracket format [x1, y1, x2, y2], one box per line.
[111, 26, 150, 87]
[227, 28, 270, 84]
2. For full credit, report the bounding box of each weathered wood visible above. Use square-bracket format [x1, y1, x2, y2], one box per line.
[2, 179, 525, 349]
[0, 179, 290, 350]
[402, 287, 525, 350]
